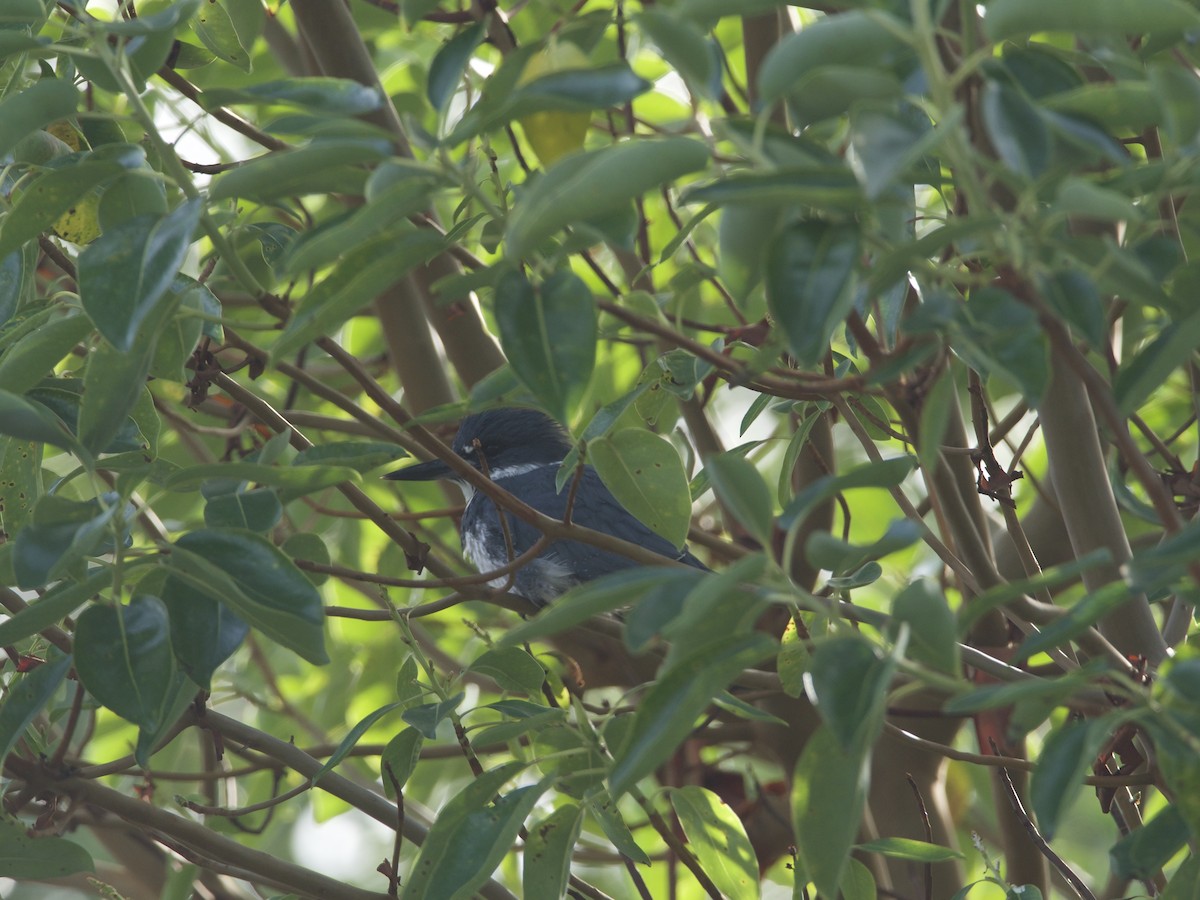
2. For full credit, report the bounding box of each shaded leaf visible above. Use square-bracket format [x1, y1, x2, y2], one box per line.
[401, 692, 465, 739]
[171, 529, 328, 665]
[610, 633, 775, 797]
[0, 818, 92, 879]
[704, 452, 773, 547]
[402, 763, 546, 900]
[766, 220, 860, 370]
[381, 727, 424, 799]
[428, 20, 487, 113]
[984, 0, 1200, 40]
[1031, 719, 1106, 839]
[493, 269, 595, 423]
[505, 137, 709, 258]
[0, 655, 71, 770]
[0, 78, 78, 160]
[792, 726, 869, 897]
[160, 573, 249, 689]
[78, 199, 202, 352]
[74, 595, 175, 732]
[208, 139, 391, 203]
[201, 78, 383, 116]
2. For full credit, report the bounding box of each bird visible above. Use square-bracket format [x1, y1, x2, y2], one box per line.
[385, 407, 707, 606]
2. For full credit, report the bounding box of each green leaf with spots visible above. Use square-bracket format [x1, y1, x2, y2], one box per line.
[589, 427, 692, 548]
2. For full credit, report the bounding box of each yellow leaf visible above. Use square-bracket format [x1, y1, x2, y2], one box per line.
[517, 40, 592, 167]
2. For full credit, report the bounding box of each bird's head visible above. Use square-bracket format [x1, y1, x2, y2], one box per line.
[384, 407, 573, 484]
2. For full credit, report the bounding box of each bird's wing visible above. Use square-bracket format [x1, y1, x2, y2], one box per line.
[487, 467, 707, 581]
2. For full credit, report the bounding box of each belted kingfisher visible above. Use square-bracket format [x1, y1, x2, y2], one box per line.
[385, 408, 707, 605]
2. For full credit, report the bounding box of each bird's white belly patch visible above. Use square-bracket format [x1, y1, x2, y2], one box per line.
[462, 514, 575, 602]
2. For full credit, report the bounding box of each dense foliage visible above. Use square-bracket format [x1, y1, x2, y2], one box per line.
[1, 0, 1200, 897]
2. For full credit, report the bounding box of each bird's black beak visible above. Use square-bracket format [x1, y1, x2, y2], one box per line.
[383, 457, 455, 482]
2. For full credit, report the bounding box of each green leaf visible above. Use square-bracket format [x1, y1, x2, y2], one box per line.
[428, 20, 487, 114]
[984, 0, 1200, 40]
[0, 388, 80, 453]
[806, 635, 893, 751]
[890, 579, 960, 677]
[792, 726, 869, 897]
[0, 817, 93, 879]
[270, 227, 443, 362]
[856, 837, 963, 862]
[0, 313, 92, 396]
[916, 368, 955, 478]
[589, 427, 692, 548]
[1038, 270, 1106, 350]
[190, 0, 250, 72]
[74, 595, 175, 732]
[704, 452, 773, 548]
[781, 455, 917, 529]
[171, 529, 328, 665]
[0, 655, 71, 770]
[77, 332, 161, 457]
[609, 633, 775, 797]
[311, 701, 404, 786]
[470, 646, 546, 696]
[200, 78, 383, 116]
[381, 727, 424, 799]
[493, 269, 596, 423]
[0, 151, 143, 260]
[766, 220, 860, 370]
[164, 461, 359, 493]
[0, 250, 26, 327]
[850, 104, 945, 201]
[757, 12, 911, 105]
[943, 664, 1105, 715]
[0, 78, 78, 160]
[0, 568, 108, 648]
[401, 692, 465, 739]
[474, 709, 565, 748]
[981, 81, 1050, 180]
[447, 59, 649, 147]
[28, 384, 141, 454]
[281, 173, 443, 276]
[683, 167, 862, 210]
[14, 494, 128, 589]
[160, 573, 249, 690]
[1012, 582, 1131, 665]
[499, 567, 704, 647]
[203, 487, 282, 531]
[805, 518, 921, 576]
[505, 137, 709, 258]
[1110, 805, 1189, 879]
[293, 441, 407, 473]
[636, 10, 720, 99]
[94, 0, 200, 35]
[669, 786, 760, 900]
[78, 198, 201, 352]
[1114, 309, 1200, 415]
[586, 789, 650, 864]
[718, 203, 782, 302]
[402, 763, 546, 900]
[1031, 720, 1106, 839]
[208, 139, 391, 203]
[523, 803, 584, 900]
[956, 287, 1049, 404]
[134, 669, 197, 768]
